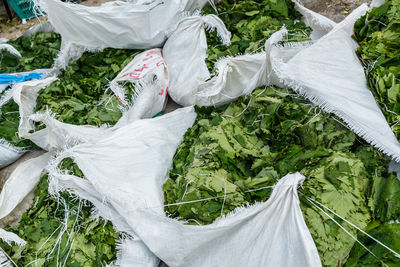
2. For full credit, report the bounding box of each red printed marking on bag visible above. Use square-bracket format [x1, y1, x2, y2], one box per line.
[143, 55, 153, 61]
[129, 73, 141, 79]
[159, 86, 168, 96]
[146, 50, 161, 56]
[118, 96, 127, 105]
[156, 60, 164, 67]
[134, 64, 148, 72]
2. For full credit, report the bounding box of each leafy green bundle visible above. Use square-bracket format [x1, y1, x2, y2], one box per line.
[346, 221, 400, 267]
[353, 0, 400, 139]
[0, 33, 61, 73]
[0, 94, 35, 148]
[163, 86, 400, 266]
[34, 48, 141, 127]
[0, 33, 61, 148]
[202, 0, 311, 71]
[1, 175, 119, 266]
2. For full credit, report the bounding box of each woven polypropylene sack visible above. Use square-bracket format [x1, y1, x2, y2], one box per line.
[46, 107, 197, 266]
[265, 3, 400, 162]
[39, 0, 209, 50]
[127, 173, 322, 267]
[163, 13, 268, 107]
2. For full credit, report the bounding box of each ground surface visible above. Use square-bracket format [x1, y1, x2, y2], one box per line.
[301, 0, 371, 22]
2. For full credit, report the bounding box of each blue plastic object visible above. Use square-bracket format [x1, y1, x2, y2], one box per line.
[0, 72, 43, 84]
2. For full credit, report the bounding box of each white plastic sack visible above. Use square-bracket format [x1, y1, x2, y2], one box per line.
[293, 0, 336, 40]
[39, 0, 209, 50]
[11, 47, 168, 151]
[164, 13, 272, 107]
[46, 107, 197, 266]
[163, 13, 243, 106]
[0, 44, 21, 58]
[195, 52, 267, 106]
[0, 84, 26, 169]
[0, 70, 52, 168]
[11, 77, 109, 151]
[0, 152, 51, 246]
[110, 48, 169, 121]
[126, 173, 322, 267]
[265, 3, 400, 161]
[0, 141, 25, 169]
[0, 152, 51, 221]
[162, 1, 334, 107]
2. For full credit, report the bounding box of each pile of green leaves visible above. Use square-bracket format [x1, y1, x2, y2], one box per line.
[0, 32, 61, 73]
[353, 0, 400, 139]
[1, 174, 119, 266]
[344, 170, 400, 266]
[34, 48, 141, 127]
[0, 33, 61, 148]
[0, 94, 35, 148]
[346, 221, 400, 266]
[203, 0, 311, 71]
[163, 86, 400, 266]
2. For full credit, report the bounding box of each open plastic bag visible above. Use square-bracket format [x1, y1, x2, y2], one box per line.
[39, 0, 209, 50]
[163, 12, 267, 107]
[35, 0, 210, 71]
[0, 142, 25, 170]
[109, 48, 169, 121]
[45, 107, 197, 266]
[0, 44, 21, 58]
[264, 2, 400, 162]
[11, 77, 106, 151]
[0, 152, 51, 246]
[128, 173, 321, 267]
[10, 46, 169, 152]
[0, 69, 52, 169]
[0, 106, 196, 265]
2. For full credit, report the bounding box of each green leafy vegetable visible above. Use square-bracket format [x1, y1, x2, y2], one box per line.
[163, 86, 396, 266]
[0, 95, 35, 148]
[1, 175, 119, 266]
[346, 221, 400, 267]
[0, 33, 61, 73]
[34, 48, 141, 127]
[203, 0, 311, 71]
[0, 33, 62, 149]
[368, 172, 400, 222]
[353, 0, 400, 139]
